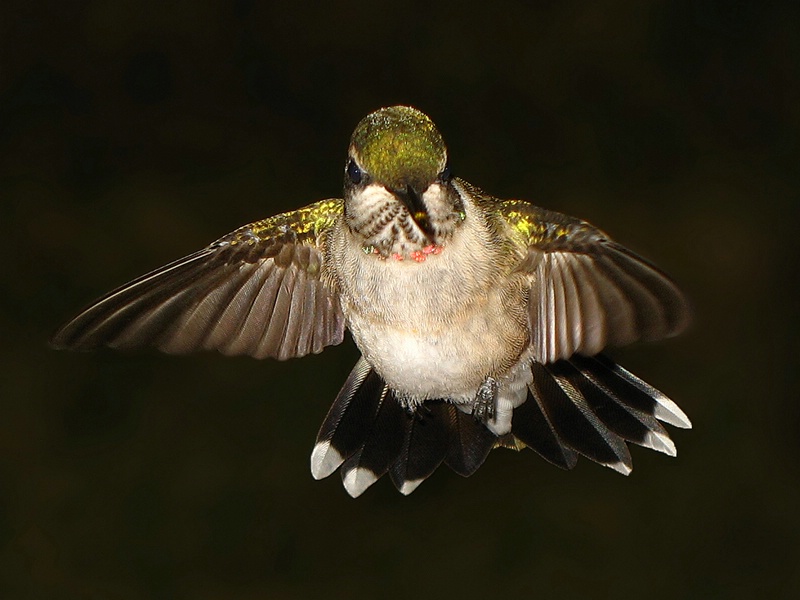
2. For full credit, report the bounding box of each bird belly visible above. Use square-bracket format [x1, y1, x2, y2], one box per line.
[365, 325, 486, 399]
[347, 286, 528, 402]
[350, 315, 532, 436]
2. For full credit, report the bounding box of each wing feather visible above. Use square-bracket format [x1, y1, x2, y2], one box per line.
[210, 262, 274, 354]
[499, 200, 690, 362]
[567, 255, 606, 354]
[51, 199, 346, 361]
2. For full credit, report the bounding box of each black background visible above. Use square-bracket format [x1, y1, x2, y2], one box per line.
[2, 1, 799, 598]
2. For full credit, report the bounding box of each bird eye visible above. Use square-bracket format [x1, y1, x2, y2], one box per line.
[347, 160, 362, 184]
[439, 163, 452, 183]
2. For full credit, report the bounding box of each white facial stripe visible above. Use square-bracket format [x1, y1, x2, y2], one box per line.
[361, 184, 396, 211]
[422, 182, 442, 202]
[347, 184, 398, 231]
[421, 183, 445, 217]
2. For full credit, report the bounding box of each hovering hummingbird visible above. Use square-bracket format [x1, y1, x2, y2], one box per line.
[52, 105, 691, 497]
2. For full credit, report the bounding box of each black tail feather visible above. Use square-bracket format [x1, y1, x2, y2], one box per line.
[390, 402, 450, 495]
[340, 390, 408, 497]
[564, 357, 675, 454]
[310, 358, 386, 481]
[312, 354, 689, 496]
[584, 354, 691, 428]
[511, 389, 578, 470]
[442, 404, 496, 477]
[532, 361, 633, 473]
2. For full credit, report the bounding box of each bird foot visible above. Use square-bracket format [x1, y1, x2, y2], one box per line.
[472, 377, 498, 424]
[394, 391, 431, 419]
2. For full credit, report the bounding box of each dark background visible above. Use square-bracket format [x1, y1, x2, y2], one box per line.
[2, 0, 799, 598]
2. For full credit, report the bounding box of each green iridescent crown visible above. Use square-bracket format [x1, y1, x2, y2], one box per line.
[350, 106, 447, 189]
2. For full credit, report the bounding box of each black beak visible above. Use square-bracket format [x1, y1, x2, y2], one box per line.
[393, 184, 434, 237]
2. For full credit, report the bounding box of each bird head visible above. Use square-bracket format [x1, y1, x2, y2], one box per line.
[343, 106, 465, 259]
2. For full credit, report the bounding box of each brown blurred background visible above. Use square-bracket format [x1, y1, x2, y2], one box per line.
[2, 0, 799, 598]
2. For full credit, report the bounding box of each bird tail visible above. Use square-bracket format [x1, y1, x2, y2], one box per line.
[310, 355, 690, 497]
[510, 354, 691, 475]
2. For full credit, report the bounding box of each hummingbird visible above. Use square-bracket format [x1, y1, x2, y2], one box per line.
[52, 105, 692, 497]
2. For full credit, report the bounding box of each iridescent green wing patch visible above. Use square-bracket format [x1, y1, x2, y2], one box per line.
[219, 199, 343, 265]
[498, 199, 600, 252]
[52, 199, 346, 360]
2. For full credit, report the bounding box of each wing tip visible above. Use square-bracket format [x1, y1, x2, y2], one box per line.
[49, 320, 93, 351]
[48, 332, 72, 351]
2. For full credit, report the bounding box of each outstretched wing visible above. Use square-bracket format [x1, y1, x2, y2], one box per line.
[52, 199, 346, 360]
[499, 199, 690, 363]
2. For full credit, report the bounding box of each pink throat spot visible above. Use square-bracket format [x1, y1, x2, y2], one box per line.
[399, 244, 444, 263]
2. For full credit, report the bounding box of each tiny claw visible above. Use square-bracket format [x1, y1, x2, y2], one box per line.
[473, 377, 498, 424]
[394, 391, 419, 417]
[411, 251, 426, 262]
[392, 253, 404, 261]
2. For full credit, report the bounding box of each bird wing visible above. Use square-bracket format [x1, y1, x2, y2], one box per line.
[498, 199, 690, 363]
[51, 199, 346, 360]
